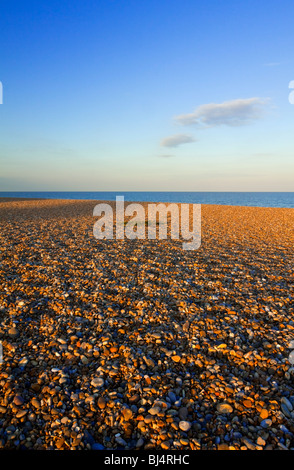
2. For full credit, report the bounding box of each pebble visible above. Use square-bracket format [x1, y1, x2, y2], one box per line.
[80, 355, 89, 364]
[179, 407, 188, 420]
[242, 437, 256, 450]
[171, 355, 181, 363]
[259, 409, 269, 419]
[92, 443, 105, 450]
[281, 403, 292, 418]
[91, 378, 104, 388]
[13, 395, 24, 406]
[16, 410, 27, 419]
[136, 438, 144, 448]
[288, 351, 294, 364]
[260, 419, 272, 429]
[115, 436, 127, 446]
[8, 327, 19, 338]
[161, 441, 170, 450]
[19, 357, 29, 367]
[122, 408, 133, 421]
[0, 199, 293, 450]
[180, 438, 189, 446]
[167, 391, 177, 403]
[216, 403, 233, 414]
[179, 421, 191, 432]
[149, 406, 161, 416]
[218, 443, 229, 450]
[31, 398, 40, 409]
[56, 437, 64, 449]
[281, 397, 293, 411]
[97, 397, 106, 409]
[243, 399, 253, 408]
[257, 436, 266, 447]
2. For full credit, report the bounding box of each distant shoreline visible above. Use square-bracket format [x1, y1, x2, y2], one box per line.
[0, 195, 293, 209]
[0, 191, 293, 208]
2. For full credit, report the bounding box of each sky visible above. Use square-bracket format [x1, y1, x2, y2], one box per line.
[0, 0, 294, 191]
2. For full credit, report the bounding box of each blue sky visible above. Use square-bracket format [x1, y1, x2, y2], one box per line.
[0, 0, 293, 191]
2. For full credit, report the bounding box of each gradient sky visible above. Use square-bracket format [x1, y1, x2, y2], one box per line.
[0, 0, 294, 191]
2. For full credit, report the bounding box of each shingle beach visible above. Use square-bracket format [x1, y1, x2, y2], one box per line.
[0, 198, 293, 450]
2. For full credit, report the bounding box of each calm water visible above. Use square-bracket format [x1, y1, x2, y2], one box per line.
[0, 191, 294, 208]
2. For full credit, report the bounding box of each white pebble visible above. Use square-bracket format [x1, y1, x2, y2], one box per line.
[91, 377, 104, 387]
[179, 421, 191, 431]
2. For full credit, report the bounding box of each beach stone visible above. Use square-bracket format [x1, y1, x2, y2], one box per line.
[92, 443, 105, 450]
[61, 417, 70, 425]
[116, 436, 127, 446]
[149, 406, 160, 416]
[281, 403, 292, 418]
[243, 399, 253, 408]
[217, 403, 233, 414]
[19, 357, 29, 367]
[171, 355, 181, 363]
[143, 356, 155, 368]
[72, 437, 82, 447]
[91, 377, 104, 388]
[151, 333, 161, 340]
[281, 397, 293, 411]
[31, 398, 40, 409]
[261, 419, 272, 429]
[136, 438, 144, 448]
[128, 394, 140, 404]
[218, 443, 229, 450]
[257, 436, 266, 446]
[259, 409, 269, 419]
[122, 408, 133, 421]
[178, 407, 188, 420]
[167, 391, 177, 403]
[13, 395, 24, 406]
[56, 437, 65, 449]
[289, 351, 294, 364]
[161, 440, 170, 450]
[80, 355, 89, 364]
[144, 414, 154, 424]
[16, 410, 28, 419]
[97, 397, 106, 409]
[179, 421, 191, 432]
[242, 437, 256, 450]
[8, 327, 19, 338]
[180, 438, 189, 445]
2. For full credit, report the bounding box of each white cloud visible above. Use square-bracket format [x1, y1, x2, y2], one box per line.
[160, 134, 196, 148]
[174, 98, 269, 127]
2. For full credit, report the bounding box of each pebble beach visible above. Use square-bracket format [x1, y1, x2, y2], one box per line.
[0, 197, 293, 451]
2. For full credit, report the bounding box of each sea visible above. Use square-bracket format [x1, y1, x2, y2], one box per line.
[0, 192, 294, 208]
